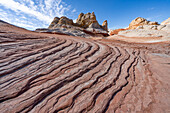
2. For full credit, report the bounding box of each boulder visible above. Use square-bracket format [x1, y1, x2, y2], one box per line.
[129, 17, 159, 29]
[161, 17, 170, 25]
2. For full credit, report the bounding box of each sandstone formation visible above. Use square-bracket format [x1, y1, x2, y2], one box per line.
[76, 12, 100, 28]
[48, 17, 60, 28]
[38, 12, 108, 38]
[109, 17, 170, 40]
[109, 28, 127, 35]
[0, 20, 170, 113]
[102, 20, 108, 31]
[109, 17, 160, 36]
[161, 17, 170, 25]
[118, 29, 170, 39]
[129, 17, 159, 29]
[48, 16, 73, 29]
[36, 27, 92, 37]
[121, 20, 170, 38]
[136, 24, 170, 33]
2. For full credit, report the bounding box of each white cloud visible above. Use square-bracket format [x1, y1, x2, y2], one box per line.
[72, 9, 76, 13]
[0, 0, 75, 30]
[0, 0, 52, 23]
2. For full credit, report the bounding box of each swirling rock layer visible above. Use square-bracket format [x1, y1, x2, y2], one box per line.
[0, 21, 170, 113]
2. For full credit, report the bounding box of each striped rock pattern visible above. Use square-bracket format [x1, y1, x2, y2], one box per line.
[0, 21, 170, 113]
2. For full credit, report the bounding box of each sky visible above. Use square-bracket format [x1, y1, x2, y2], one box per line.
[0, 0, 170, 30]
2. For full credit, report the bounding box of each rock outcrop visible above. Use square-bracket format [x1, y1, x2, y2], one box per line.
[115, 24, 170, 40]
[76, 12, 100, 28]
[109, 17, 160, 36]
[109, 28, 127, 35]
[102, 20, 108, 31]
[161, 17, 170, 25]
[109, 17, 170, 39]
[1, 20, 170, 113]
[136, 24, 170, 33]
[129, 17, 159, 29]
[37, 12, 108, 38]
[48, 16, 73, 29]
[118, 29, 170, 39]
[48, 17, 60, 28]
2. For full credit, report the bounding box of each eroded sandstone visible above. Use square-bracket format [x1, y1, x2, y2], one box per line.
[0, 20, 170, 113]
[36, 12, 108, 38]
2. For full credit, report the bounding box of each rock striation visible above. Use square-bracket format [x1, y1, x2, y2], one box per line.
[38, 12, 108, 38]
[1, 19, 170, 113]
[129, 17, 159, 29]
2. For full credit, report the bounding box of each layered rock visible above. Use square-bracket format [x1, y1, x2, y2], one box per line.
[1, 20, 170, 113]
[129, 17, 159, 29]
[38, 12, 108, 38]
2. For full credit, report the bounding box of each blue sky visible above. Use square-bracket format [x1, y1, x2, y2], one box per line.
[0, 0, 170, 30]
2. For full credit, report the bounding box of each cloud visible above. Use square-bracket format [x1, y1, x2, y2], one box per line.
[148, 7, 155, 11]
[0, 0, 76, 30]
[0, 0, 52, 23]
[72, 9, 76, 13]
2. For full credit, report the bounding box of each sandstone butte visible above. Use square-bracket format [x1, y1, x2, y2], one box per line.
[36, 12, 109, 38]
[49, 12, 107, 30]
[128, 17, 159, 29]
[109, 17, 160, 36]
[0, 15, 170, 113]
